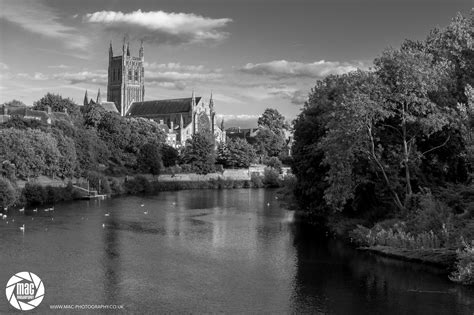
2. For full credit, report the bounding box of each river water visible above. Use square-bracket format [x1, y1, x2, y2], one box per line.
[0, 189, 473, 314]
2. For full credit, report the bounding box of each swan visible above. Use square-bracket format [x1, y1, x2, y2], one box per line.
[144, 210, 148, 215]
[33, 208, 38, 212]
[141, 204, 145, 207]
[102, 223, 105, 228]
[104, 213, 110, 217]
[267, 202, 270, 206]
[19, 224, 25, 232]
[19, 207, 25, 212]
[2, 214, 6, 220]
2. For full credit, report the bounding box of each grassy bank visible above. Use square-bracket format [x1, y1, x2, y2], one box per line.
[6, 170, 292, 207]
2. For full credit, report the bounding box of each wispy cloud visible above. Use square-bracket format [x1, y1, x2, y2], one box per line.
[144, 63, 223, 90]
[240, 60, 369, 79]
[83, 9, 232, 45]
[48, 64, 72, 69]
[0, 0, 89, 50]
[0, 62, 9, 70]
[52, 70, 107, 85]
[17, 72, 49, 81]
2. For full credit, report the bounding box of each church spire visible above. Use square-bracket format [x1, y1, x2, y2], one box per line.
[191, 90, 196, 108]
[96, 88, 102, 104]
[126, 41, 130, 56]
[209, 91, 214, 112]
[139, 40, 144, 60]
[83, 90, 88, 106]
[109, 41, 113, 59]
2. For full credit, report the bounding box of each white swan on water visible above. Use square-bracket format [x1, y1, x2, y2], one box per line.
[104, 213, 110, 217]
[19, 207, 25, 212]
[19, 224, 25, 232]
[144, 210, 148, 215]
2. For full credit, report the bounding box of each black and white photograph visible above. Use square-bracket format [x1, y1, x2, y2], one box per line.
[0, 0, 473, 313]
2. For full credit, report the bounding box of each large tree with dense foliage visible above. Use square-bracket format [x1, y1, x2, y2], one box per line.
[137, 143, 162, 176]
[258, 108, 289, 135]
[33, 93, 82, 122]
[181, 133, 216, 174]
[160, 144, 179, 168]
[217, 138, 256, 168]
[292, 11, 473, 216]
[0, 128, 61, 179]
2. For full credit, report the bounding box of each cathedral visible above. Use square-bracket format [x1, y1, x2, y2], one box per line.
[102, 40, 225, 148]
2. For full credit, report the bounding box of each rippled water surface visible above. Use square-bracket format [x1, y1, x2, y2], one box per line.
[1, 189, 473, 314]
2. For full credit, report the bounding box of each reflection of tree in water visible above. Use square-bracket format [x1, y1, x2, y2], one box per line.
[103, 213, 121, 305]
[290, 224, 474, 314]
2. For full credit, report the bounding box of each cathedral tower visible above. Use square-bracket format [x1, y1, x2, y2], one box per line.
[107, 39, 145, 116]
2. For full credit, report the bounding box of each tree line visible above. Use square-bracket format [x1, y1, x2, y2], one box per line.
[290, 12, 473, 284]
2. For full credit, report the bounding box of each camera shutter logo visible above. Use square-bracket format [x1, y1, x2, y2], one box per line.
[5, 272, 45, 311]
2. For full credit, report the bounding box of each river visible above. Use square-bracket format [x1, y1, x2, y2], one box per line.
[1, 189, 473, 314]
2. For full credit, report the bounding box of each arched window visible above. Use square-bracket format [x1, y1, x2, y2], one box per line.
[128, 70, 132, 81]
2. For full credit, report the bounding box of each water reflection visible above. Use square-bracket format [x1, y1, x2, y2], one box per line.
[0, 189, 473, 314]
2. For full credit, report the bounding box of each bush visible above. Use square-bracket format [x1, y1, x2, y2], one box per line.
[0, 177, 18, 208]
[124, 175, 153, 194]
[449, 238, 474, 285]
[251, 173, 264, 188]
[110, 178, 124, 195]
[264, 157, 283, 173]
[351, 222, 443, 249]
[263, 167, 280, 187]
[405, 192, 454, 245]
[22, 183, 46, 205]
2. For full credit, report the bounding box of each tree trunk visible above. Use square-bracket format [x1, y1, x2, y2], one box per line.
[401, 102, 413, 205]
[367, 123, 405, 212]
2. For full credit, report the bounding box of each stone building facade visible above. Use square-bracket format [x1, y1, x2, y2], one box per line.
[105, 40, 225, 148]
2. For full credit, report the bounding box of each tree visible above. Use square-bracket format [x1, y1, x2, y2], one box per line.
[161, 144, 179, 167]
[137, 143, 162, 176]
[33, 93, 82, 122]
[0, 128, 61, 179]
[2, 99, 26, 107]
[258, 108, 288, 135]
[216, 138, 256, 168]
[181, 133, 216, 174]
[0, 177, 17, 208]
[254, 127, 286, 158]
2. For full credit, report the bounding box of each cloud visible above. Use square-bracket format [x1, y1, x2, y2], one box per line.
[0, 62, 9, 70]
[144, 63, 223, 90]
[83, 9, 232, 45]
[48, 64, 72, 69]
[240, 60, 368, 79]
[17, 72, 48, 81]
[144, 62, 206, 72]
[268, 87, 308, 105]
[0, 0, 89, 50]
[52, 70, 107, 85]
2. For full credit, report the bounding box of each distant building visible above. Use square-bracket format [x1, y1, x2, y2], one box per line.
[104, 40, 225, 148]
[83, 89, 119, 114]
[0, 104, 70, 125]
[225, 127, 259, 142]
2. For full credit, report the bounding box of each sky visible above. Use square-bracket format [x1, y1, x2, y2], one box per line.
[0, 0, 472, 127]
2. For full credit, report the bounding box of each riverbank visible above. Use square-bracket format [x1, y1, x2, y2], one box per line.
[12, 171, 293, 207]
[359, 246, 458, 269]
